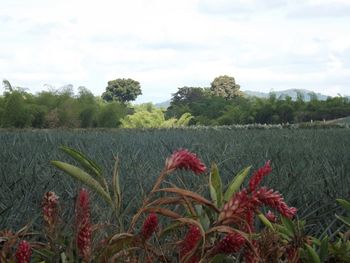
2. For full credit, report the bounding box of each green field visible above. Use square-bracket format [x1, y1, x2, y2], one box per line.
[1, 128, 350, 237]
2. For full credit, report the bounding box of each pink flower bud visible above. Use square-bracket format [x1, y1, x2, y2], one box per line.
[265, 210, 277, 223]
[254, 187, 297, 219]
[15, 240, 32, 263]
[76, 188, 92, 261]
[180, 225, 201, 261]
[42, 191, 59, 228]
[141, 212, 158, 240]
[212, 232, 245, 254]
[165, 149, 206, 175]
[249, 161, 272, 193]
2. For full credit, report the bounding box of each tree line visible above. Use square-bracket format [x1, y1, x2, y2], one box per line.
[167, 75, 350, 125]
[0, 76, 349, 129]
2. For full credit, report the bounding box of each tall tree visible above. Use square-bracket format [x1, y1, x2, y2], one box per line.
[171, 87, 207, 104]
[210, 75, 242, 99]
[102, 78, 142, 103]
[166, 87, 208, 118]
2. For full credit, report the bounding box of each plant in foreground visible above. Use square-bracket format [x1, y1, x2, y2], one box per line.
[47, 147, 301, 262]
[2, 146, 350, 262]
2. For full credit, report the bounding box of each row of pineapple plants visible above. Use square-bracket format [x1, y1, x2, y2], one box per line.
[1, 146, 350, 262]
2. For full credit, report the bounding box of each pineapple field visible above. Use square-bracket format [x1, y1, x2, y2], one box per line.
[1, 127, 349, 238]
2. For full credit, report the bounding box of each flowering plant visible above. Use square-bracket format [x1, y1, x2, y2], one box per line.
[1, 146, 349, 262]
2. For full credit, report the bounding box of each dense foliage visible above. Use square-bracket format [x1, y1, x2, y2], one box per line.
[1, 78, 350, 129]
[166, 87, 350, 126]
[0, 84, 128, 128]
[101, 78, 142, 103]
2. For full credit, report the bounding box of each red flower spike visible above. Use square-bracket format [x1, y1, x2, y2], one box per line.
[165, 149, 206, 175]
[141, 212, 158, 240]
[15, 240, 32, 263]
[42, 191, 59, 228]
[254, 187, 297, 219]
[245, 209, 255, 232]
[218, 189, 260, 230]
[265, 210, 277, 223]
[212, 232, 245, 254]
[75, 188, 92, 262]
[249, 161, 272, 193]
[180, 225, 201, 261]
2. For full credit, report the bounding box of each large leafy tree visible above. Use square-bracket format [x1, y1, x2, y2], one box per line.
[102, 78, 142, 103]
[210, 75, 242, 99]
[166, 87, 208, 118]
[171, 87, 208, 104]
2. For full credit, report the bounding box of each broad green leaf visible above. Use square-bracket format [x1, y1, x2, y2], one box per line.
[51, 161, 112, 206]
[60, 146, 103, 177]
[209, 163, 223, 208]
[305, 244, 321, 263]
[257, 212, 274, 231]
[223, 166, 251, 202]
[59, 146, 109, 192]
[336, 199, 350, 213]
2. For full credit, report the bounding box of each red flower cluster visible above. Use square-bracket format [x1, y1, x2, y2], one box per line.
[141, 212, 158, 240]
[15, 240, 32, 263]
[75, 188, 92, 262]
[218, 189, 260, 231]
[212, 232, 245, 254]
[248, 160, 272, 192]
[219, 162, 297, 232]
[254, 187, 297, 219]
[42, 191, 59, 228]
[180, 225, 201, 262]
[165, 149, 206, 175]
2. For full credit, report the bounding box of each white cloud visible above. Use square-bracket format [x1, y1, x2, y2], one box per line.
[0, 0, 349, 101]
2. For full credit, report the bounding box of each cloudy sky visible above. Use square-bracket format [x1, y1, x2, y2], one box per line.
[1, 0, 350, 103]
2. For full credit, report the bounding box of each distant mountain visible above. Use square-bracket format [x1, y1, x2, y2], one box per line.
[155, 100, 171, 108]
[243, 89, 332, 101]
